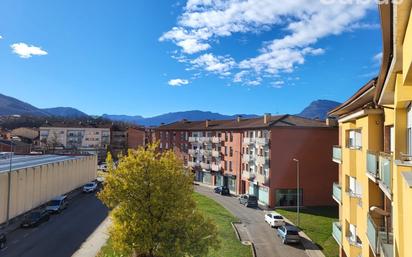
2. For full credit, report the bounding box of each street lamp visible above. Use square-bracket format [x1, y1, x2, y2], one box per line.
[293, 158, 300, 227]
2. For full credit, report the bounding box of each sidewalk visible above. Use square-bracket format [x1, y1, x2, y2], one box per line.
[71, 217, 111, 257]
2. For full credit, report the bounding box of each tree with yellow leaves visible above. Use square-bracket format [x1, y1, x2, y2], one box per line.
[99, 144, 220, 257]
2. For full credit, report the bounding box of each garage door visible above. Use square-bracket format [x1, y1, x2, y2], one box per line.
[258, 186, 269, 205]
[215, 174, 223, 186]
[203, 172, 212, 185]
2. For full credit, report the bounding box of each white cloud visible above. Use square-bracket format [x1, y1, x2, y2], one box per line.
[373, 52, 382, 64]
[161, 0, 375, 85]
[0, 35, 3, 39]
[11, 43, 48, 58]
[191, 53, 235, 75]
[168, 78, 190, 86]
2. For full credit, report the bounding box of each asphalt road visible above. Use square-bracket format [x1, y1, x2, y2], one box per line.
[0, 191, 108, 257]
[195, 185, 308, 257]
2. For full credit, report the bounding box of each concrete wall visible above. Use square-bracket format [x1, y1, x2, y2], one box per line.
[0, 155, 97, 224]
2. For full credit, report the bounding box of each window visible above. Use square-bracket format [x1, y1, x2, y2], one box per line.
[346, 129, 362, 149]
[407, 104, 412, 155]
[229, 132, 233, 142]
[229, 147, 233, 157]
[229, 161, 232, 171]
[346, 175, 362, 197]
[224, 161, 228, 170]
[275, 189, 303, 207]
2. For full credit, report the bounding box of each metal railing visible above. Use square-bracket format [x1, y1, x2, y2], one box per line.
[211, 150, 220, 157]
[188, 149, 198, 155]
[332, 145, 342, 162]
[243, 137, 255, 144]
[242, 154, 255, 162]
[188, 137, 198, 143]
[187, 161, 199, 167]
[332, 182, 342, 204]
[200, 162, 211, 170]
[379, 153, 393, 193]
[255, 137, 269, 145]
[332, 222, 342, 246]
[211, 137, 220, 144]
[211, 163, 221, 172]
[256, 155, 269, 165]
[367, 213, 393, 257]
[367, 150, 379, 179]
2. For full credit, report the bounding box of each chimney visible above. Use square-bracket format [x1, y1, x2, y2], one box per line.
[263, 113, 271, 124]
[236, 115, 242, 123]
[205, 119, 210, 128]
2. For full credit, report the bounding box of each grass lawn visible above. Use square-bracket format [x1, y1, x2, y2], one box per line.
[276, 206, 339, 257]
[98, 192, 251, 257]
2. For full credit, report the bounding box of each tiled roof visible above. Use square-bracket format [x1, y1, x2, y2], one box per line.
[155, 115, 329, 131]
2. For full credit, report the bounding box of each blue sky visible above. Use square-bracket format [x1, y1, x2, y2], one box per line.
[0, 0, 382, 117]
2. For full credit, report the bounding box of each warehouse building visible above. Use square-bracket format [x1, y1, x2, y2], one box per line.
[0, 154, 97, 224]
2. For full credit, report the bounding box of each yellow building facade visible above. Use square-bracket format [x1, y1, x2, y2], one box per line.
[330, 2, 412, 257]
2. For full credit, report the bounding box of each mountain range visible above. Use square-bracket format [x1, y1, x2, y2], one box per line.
[0, 93, 340, 126]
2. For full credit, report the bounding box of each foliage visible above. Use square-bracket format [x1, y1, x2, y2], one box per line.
[98, 144, 220, 257]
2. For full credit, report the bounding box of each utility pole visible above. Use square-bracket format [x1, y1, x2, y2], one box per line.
[293, 158, 300, 227]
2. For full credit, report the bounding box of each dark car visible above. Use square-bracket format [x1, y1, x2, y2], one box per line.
[239, 194, 258, 207]
[277, 225, 301, 244]
[20, 210, 50, 228]
[0, 233, 6, 249]
[214, 186, 230, 195]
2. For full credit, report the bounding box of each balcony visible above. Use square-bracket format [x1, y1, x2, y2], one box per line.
[188, 137, 198, 143]
[367, 150, 379, 180]
[332, 145, 342, 163]
[256, 155, 269, 166]
[211, 163, 221, 172]
[243, 154, 255, 162]
[200, 149, 212, 156]
[188, 149, 198, 155]
[200, 162, 211, 170]
[211, 137, 220, 144]
[212, 150, 220, 157]
[187, 161, 199, 168]
[367, 214, 393, 257]
[255, 137, 269, 145]
[332, 183, 342, 204]
[332, 222, 342, 246]
[199, 137, 212, 144]
[243, 137, 255, 145]
[256, 173, 269, 185]
[379, 153, 393, 196]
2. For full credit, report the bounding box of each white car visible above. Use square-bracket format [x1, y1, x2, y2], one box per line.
[265, 212, 285, 228]
[83, 182, 98, 193]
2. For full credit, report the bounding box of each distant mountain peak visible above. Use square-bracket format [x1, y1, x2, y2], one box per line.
[297, 99, 341, 120]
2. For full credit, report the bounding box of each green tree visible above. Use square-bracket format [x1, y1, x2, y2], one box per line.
[99, 144, 220, 257]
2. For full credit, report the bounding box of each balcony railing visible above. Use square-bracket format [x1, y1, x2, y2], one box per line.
[188, 149, 198, 155]
[332, 145, 342, 163]
[242, 154, 255, 162]
[187, 161, 199, 167]
[188, 137, 198, 143]
[199, 137, 212, 143]
[200, 149, 212, 156]
[211, 163, 221, 172]
[367, 150, 379, 179]
[200, 162, 211, 170]
[332, 222, 342, 246]
[256, 155, 269, 166]
[367, 214, 380, 255]
[379, 153, 393, 194]
[211, 137, 220, 144]
[212, 150, 220, 157]
[379, 230, 394, 257]
[243, 137, 255, 145]
[255, 137, 269, 145]
[332, 182, 342, 204]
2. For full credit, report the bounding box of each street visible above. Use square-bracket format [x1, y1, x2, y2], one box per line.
[0, 191, 108, 257]
[195, 185, 309, 257]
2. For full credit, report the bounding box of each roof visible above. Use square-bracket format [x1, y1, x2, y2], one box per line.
[40, 122, 112, 129]
[155, 115, 329, 131]
[0, 154, 84, 173]
[328, 78, 377, 117]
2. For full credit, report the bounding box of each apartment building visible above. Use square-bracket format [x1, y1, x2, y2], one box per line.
[110, 126, 146, 157]
[155, 114, 338, 208]
[329, 2, 412, 257]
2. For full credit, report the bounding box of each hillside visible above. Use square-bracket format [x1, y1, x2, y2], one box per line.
[297, 100, 341, 120]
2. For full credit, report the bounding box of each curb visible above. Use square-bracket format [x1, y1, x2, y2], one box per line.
[231, 221, 257, 257]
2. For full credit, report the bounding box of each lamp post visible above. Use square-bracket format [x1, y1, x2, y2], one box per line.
[293, 158, 300, 227]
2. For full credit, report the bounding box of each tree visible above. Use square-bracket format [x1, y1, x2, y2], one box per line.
[99, 144, 220, 257]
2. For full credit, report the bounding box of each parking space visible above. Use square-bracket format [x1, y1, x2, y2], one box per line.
[195, 185, 308, 257]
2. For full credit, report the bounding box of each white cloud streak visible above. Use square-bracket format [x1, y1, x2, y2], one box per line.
[168, 78, 190, 86]
[11, 42, 48, 58]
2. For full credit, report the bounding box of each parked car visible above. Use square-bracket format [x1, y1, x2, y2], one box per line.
[20, 210, 50, 228]
[45, 195, 68, 213]
[83, 182, 98, 193]
[239, 194, 258, 207]
[0, 233, 6, 249]
[277, 225, 301, 244]
[265, 212, 285, 228]
[214, 186, 230, 195]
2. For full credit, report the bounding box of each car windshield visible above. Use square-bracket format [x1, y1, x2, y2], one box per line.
[248, 196, 257, 200]
[85, 183, 94, 187]
[48, 200, 61, 206]
[273, 215, 283, 219]
[287, 230, 299, 235]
